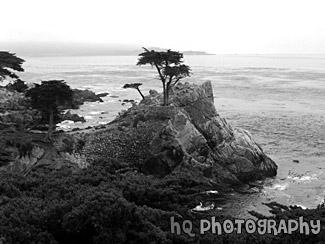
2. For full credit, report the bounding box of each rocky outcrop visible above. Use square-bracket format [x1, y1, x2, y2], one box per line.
[82, 81, 277, 185]
[0, 87, 103, 175]
[0, 88, 36, 130]
[0, 132, 88, 174]
[0, 88, 28, 111]
[0, 82, 277, 185]
[66, 89, 107, 109]
[61, 111, 86, 123]
[0, 87, 102, 175]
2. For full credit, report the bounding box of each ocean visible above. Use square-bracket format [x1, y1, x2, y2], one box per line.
[19, 54, 325, 218]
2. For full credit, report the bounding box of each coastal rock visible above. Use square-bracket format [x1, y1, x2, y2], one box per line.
[82, 81, 277, 185]
[0, 88, 29, 112]
[67, 89, 104, 109]
[0, 88, 36, 129]
[0, 133, 88, 174]
[61, 111, 86, 123]
[96, 92, 109, 97]
[0, 82, 277, 184]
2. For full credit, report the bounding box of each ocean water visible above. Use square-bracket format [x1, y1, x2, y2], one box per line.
[19, 54, 325, 218]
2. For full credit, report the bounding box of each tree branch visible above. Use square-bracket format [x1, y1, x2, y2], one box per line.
[154, 64, 165, 83]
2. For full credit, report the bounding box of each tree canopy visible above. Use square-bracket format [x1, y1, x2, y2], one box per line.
[123, 83, 145, 99]
[137, 48, 191, 106]
[26, 80, 73, 140]
[0, 51, 25, 81]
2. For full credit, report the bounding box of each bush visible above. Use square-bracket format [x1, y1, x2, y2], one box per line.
[0, 158, 324, 243]
[5, 79, 28, 93]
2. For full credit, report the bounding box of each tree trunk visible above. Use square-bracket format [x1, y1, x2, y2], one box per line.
[136, 88, 145, 100]
[166, 83, 170, 106]
[162, 81, 167, 106]
[47, 107, 54, 141]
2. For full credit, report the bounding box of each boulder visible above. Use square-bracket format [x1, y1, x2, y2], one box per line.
[61, 111, 86, 123]
[69, 89, 104, 109]
[82, 81, 277, 185]
[96, 92, 109, 97]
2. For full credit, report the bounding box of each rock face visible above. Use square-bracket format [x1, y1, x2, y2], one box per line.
[83, 81, 277, 185]
[61, 111, 86, 123]
[67, 89, 106, 109]
[0, 82, 277, 185]
[0, 88, 36, 130]
[0, 133, 88, 174]
[0, 87, 102, 175]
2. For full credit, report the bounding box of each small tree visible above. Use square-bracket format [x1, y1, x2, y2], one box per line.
[5, 79, 28, 93]
[0, 51, 25, 81]
[26, 80, 73, 140]
[123, 83, 145, 99]
[137, 48, 191, 106]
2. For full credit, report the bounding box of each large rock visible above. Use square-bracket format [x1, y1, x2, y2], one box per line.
[61, 110, 86, 123]
[82, 81, 277, 185]
[63, 89, 106, 109]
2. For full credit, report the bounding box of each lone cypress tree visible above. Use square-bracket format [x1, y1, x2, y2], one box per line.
[137, 48, 191, 106]
[26, 80, 73, 140]
[0, 51, 25, 81]
[123, 83, 145, 99]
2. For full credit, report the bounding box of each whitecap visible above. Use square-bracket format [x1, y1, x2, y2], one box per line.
[205, 190, 219, 194]
[57, 120, 74, 124]
[98, 121, 108, 125]
[191, 202, 215, 212]
[267, 183, 288, 191]
[90, 111, 104, 115]
[293, 204, 307, 210]
[287, 174, 318, 182]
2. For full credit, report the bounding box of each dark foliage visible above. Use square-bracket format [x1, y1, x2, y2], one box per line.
[0, 157, 324, 244]
[0, 51, 25, 81]
[25, 80, 73, 139]
[123, 83, 145, 99]
[137, 48, 191, 106]
[5, 79, 28, 93]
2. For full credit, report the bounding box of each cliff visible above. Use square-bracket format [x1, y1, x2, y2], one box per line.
[0, 81, 277, 185]
[82, 81, 277, 184]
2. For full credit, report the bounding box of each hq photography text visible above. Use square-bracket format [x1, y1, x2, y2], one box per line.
[170, 216, 320, 237]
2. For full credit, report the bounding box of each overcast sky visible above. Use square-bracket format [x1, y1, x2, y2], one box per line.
[1, 0, 325, 54]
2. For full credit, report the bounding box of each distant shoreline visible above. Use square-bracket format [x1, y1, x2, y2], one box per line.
[0, 42, 215, 57]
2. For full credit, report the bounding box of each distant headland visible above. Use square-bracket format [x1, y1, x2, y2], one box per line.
[0, 42, 214, 57]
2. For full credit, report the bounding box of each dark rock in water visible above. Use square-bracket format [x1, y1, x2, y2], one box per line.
[123, 99, 135, 103]
[61, 111, 86, 123]
[81, 81, 277, 185]
[96, 92, 109, 97]
[293, 160, 299, 163]
[62, 89, 104, 109]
